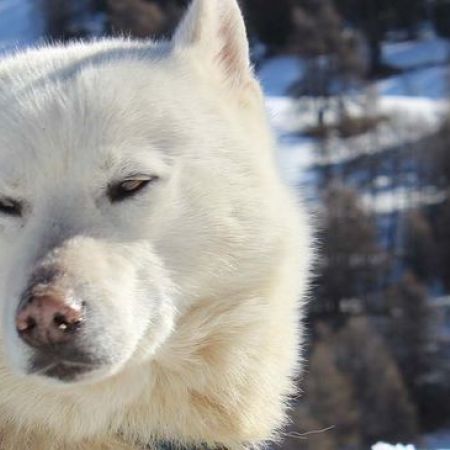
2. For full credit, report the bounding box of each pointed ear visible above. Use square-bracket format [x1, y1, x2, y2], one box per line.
[172, 0, 253, 89]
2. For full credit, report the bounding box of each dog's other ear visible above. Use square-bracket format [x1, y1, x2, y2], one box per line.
[172, 0, 254, 90]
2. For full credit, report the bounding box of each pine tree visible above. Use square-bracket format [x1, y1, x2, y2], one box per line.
[105, 0, 189, 39]
[385, 273, 433, 391]
[429, 115, 450, 290]
[313, 185, 387, 318]
[435, 199, 450, 291]
[239, 0, 294, 55]
[304, 338, 361, 450]
[335, 317, 419, 446]
[289, 0, 365, 130]
[404, 210, 437, 283]
[40, 0, 97, 40]
[334, 0, 424, 75]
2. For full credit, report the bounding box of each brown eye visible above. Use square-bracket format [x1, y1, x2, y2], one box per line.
[108, 176, 158, 203]
[0, 197, 22, 217]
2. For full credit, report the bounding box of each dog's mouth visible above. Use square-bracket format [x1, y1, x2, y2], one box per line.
[40, 361, 97, 382]
[29, 355, 102, 383]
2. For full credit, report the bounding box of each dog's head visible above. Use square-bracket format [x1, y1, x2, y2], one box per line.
[0, 0, 278, 385]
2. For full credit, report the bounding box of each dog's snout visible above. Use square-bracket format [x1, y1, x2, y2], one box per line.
[16, 292, 84, 348]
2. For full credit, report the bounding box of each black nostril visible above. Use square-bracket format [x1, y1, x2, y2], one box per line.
[53, 313, 67, 327]
[53, 313, 82, 333]
[19, 317, 37, 334]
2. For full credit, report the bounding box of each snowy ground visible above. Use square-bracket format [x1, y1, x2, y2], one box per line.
[373, 444, 416, 450]
[373, 430, 450, 450]
[381, 37, 449, 99]
[259, 37, 449, 216]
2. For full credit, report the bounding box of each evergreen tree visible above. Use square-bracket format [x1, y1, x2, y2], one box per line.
[240, 0, 294, 54]
[385, 273, 433, 392]
[335, 0, 424, 75]
[313, 185, 387, 318]
[335, 317, 419, 446]
[40, 0, 98, 40]
[435, 198, 450, 291]
[404, 210, 437, 283]
[106, 0, 189, 39]
[429, 115, 450, 290]
[289, 0, 365, 129]
[432, 0, 450, 38]
[304, 338, 361, 450]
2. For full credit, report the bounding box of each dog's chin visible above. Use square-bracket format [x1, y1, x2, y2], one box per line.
[32, 362, 103, 385]
[25, 356, 122, 387]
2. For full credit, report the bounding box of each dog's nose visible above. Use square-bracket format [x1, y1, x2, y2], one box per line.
[16, 293, 84, 348]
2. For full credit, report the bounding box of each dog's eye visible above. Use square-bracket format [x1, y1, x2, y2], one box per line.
[108, 176, 158, 203]
[0, 197, 22, 217]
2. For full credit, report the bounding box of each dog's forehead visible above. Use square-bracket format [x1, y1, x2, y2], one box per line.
[0, 42, 197, 188]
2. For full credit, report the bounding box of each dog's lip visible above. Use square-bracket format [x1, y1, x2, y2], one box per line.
[30, 358, 100, 382]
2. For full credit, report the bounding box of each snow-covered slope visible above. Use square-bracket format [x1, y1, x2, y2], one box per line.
[259, 36, 449, 217]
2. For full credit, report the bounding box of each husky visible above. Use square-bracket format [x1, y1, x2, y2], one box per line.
[0, 0, 311, 448]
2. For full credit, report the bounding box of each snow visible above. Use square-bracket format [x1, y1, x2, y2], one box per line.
[258, 37, 450, 101]
[258, 36, 450, 101]
[362, 187, 446, 215]
[383, 37, 449, 70]
[265, 93, 447, 207]
[268, 95, 445, 156]
[379, 66, 449, 99]
[259, 36, 449, 215]
[275, 136, 317, 186]
[372, 444, 415, 450]
[372, 436, 450, 450]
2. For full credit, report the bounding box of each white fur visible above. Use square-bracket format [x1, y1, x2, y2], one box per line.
[0, 0, 312, 448]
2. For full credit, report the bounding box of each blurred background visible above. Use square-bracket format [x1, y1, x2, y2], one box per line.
[0, 0, 449, 449]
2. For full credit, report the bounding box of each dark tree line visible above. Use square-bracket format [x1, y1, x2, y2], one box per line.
[39, 0, 450, 75]
[240, 0, 449, 75]
[105, 0, 190, 38]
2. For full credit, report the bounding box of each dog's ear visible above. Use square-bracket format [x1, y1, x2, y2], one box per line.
[172, 0, 253, 90]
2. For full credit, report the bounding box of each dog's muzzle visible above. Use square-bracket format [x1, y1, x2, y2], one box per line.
[15, 266, 101, 382]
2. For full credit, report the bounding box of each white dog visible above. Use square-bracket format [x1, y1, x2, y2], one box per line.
[0, 0, 311, 448]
